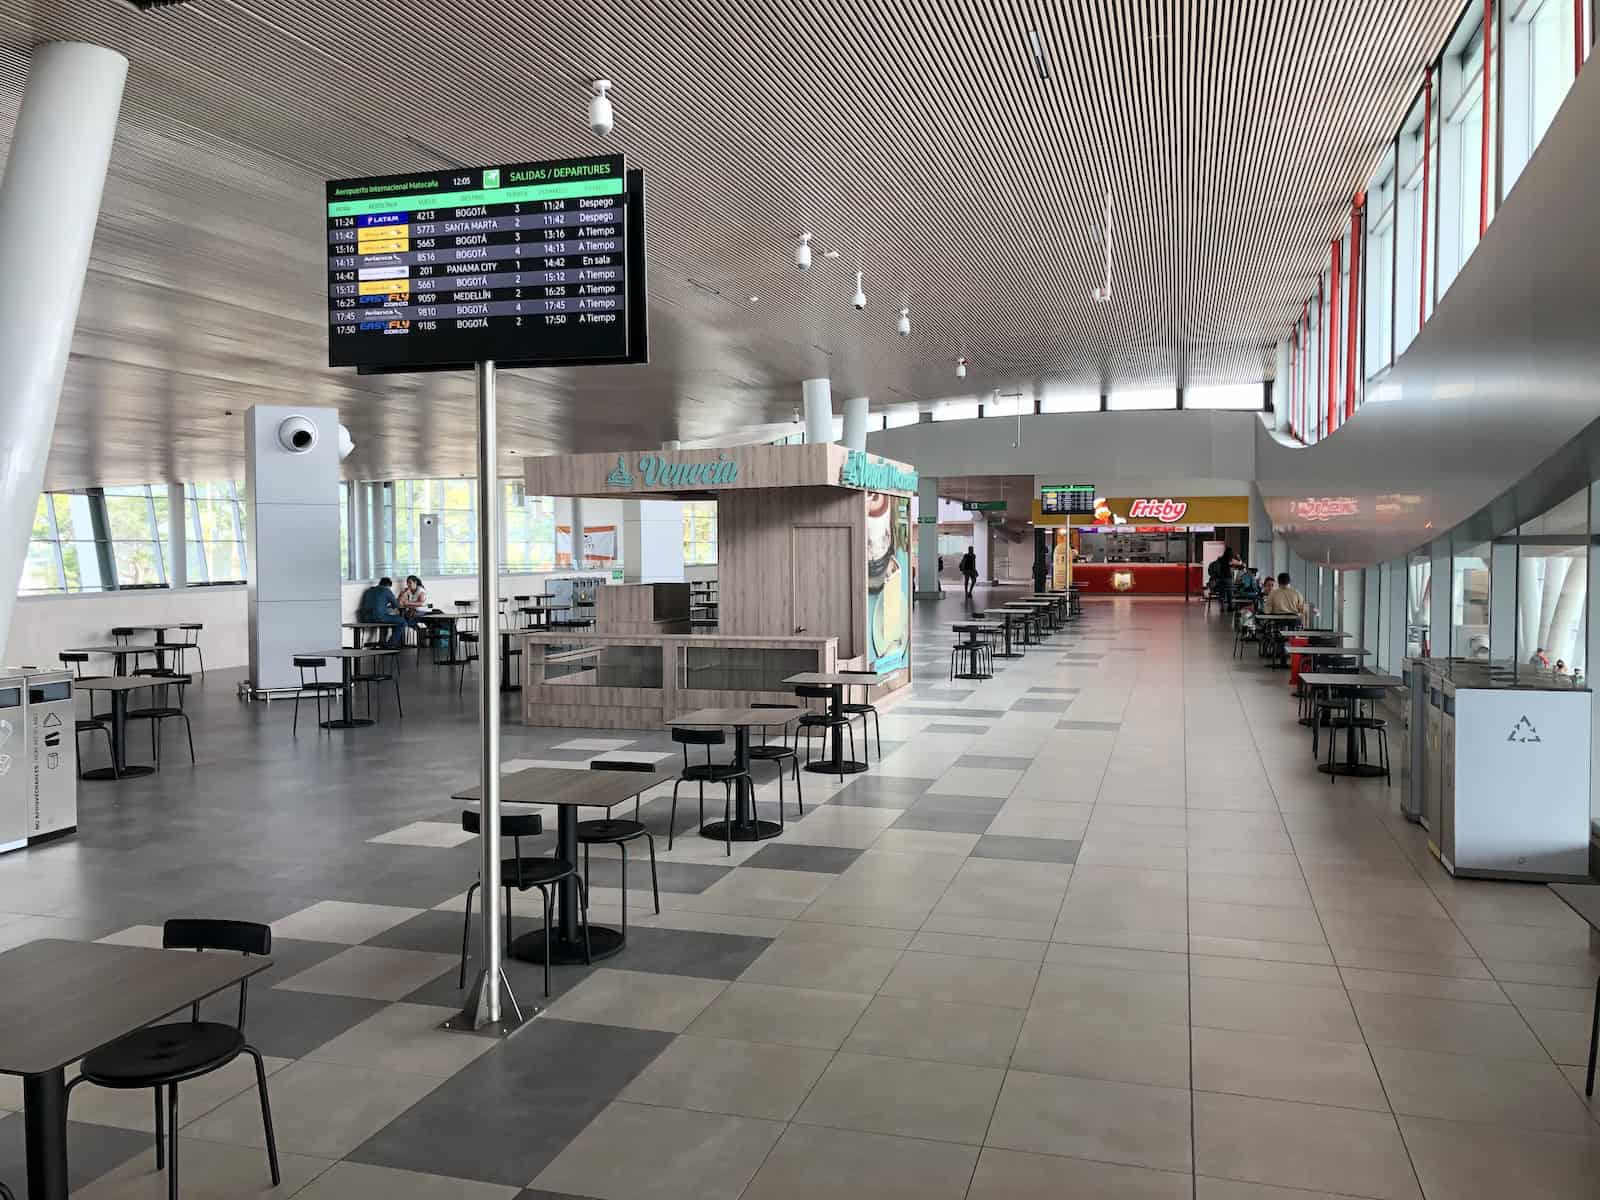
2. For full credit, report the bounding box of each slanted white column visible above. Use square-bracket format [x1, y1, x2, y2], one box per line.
[1273, 341, 1292, 432]
[914, 475, 941, 599]
[803, 378, 833, 444]
[0, 42, 127, 663]
[842, 395, 869, 451]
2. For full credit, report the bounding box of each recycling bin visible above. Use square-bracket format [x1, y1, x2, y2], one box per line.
[0, 671, 27, 852]
[4, 667, 78, 843]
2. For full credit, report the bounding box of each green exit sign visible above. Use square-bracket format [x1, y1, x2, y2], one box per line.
[962, 500, 1007, 512]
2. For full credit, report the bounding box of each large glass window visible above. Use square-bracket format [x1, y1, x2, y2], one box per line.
[1365, 151, 1398, 378]
[1406, 550, 1433, 656]
[504, 484, 557, 572]
[1395, 90, 1435, 355]
[1450, 536, 1491, 658]
[1107, 388, 1176, 411]
[1038, 388, 1100, 413]
[1504, 0, 1577, 193]
[932, 399, 980, 422]
[185, 481, 248, 584]
[1437, 9, 1489, 297]
[1185, 384, 1263, 410]
[392, 479, 477, 575]
[682, 501, 717, 565]
[882, 405, 920, 429]
[102, 485, 168, 588]
[1514, 487, 1587, 680]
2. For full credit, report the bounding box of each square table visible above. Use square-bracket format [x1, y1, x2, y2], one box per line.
[669, 707, 806, 842]
[0, 939, 269, 1200]
[76, 676, 178, 779]
[979, 609, 1029, 656]
[783, 673, 884, 776]
[1299, 673, 1405, 777]
[293, 648, 396, 729]
[63, 644, 176, 677]
[951, 623, 1000, 679]
[1547, 883, 1600, 1096]
[453, 767, 674, 963]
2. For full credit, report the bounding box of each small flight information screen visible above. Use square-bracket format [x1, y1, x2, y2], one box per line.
[1040, 483, 1096, 515]
[326, 154, 640, 372]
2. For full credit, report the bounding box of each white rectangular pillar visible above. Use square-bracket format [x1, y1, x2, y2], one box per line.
[622, 499, 685, 583]
[915, 475, 941, 599]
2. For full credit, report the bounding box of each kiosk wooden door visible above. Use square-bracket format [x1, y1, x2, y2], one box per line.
[792, 524, 854, 654]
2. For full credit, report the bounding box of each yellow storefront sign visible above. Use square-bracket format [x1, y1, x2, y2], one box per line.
[1031, 495, 1249, 526]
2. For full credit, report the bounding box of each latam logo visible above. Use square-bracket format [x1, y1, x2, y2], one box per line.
[1127, 498, 1188, 522]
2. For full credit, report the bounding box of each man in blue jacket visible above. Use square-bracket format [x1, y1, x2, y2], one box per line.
[358, 577, 407, 648]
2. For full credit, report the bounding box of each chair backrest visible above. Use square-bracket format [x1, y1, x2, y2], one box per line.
[58, 651, 89, 671]
[460, 808, 544, 838]
[164, 918, 271, 956]
[794, 684, 832, 700]
[590, 759, 657, 772]
[672, 726, 725, 746]
[837, 670, 874, 677]
[180, 623, 203, 631]
[110, 626, 135, 640]
[454, 600, 472, 610]
[293, 656, 326, 668]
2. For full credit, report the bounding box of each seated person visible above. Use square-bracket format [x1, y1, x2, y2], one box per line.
[396, 574, 428, 613]
[1263, 572, 1310, 621]
[357, 576, 407, 648]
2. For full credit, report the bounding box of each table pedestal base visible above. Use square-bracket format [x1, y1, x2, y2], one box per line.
[1317, 762, 1388, 778]
[83, 764, 154, 781]
[510, 924, 623, 965]
[804, 760, 868, 776]
[700, 818, 783, 843]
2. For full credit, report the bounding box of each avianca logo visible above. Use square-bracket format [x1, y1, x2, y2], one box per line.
[1127, 498, 1188, 522]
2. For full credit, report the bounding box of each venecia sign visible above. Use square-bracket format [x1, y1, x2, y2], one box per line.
[1126, 498, 1189, 522]
[606, 453, 738, 489]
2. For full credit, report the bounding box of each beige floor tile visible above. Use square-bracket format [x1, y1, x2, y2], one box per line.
[1189, 935, 1336, 967]
[183, 1060, 440, 1159]
[1193, 1091, 1420, 1200]
[794, 1051, 1004, 1143]
[922, 912, 1059, 942]
[739, 938, 903, 992]
[909, 929, 1046, 962]
[1052, 927, 1191, 954]
[1012, 1008, 1190, 1088]
[1186, 849, 1306, 879]
[288, 1161, 517, 1198]
[968, 1147, 1192, 1199]
[798, 900, 934, 929]
[870, 828, 981, 856]
[66, 1054, 291, 1132]
[1371, 1043, 1595, 1133]
[1520, 1004, 1596, 1066]
[1189, 954, 1342, 988]
[685, 980, 871, 1049]
[544, 967, 727, 1032]
[1331, 945, 1492, 978]
[76, 1138, 331, 1199]
[843, 995, 1024, 1067]
[274, 946, 456, 1001]
[775, 920, 913, 949]
[1500, 979, 1595, 1013]
[1189, 900, 1327, 945]
[1188, 874, 1313, 909]
[269, 901, 421, 945]
[1194, 1177, 1378, 1199]
[1339, 966, 1509, 1004]
[532, 1101, 785, 1200]
[987, 1070, 1192, 1172]
[878, 950, 1040, 1009]
[743, 1124, 978, 1200]
[927, 765, 1023, 798]
[1399, 1114, 1600, 1200]
[1044, 942, 1188, 974]
[632, 909, 792, 938]
[1030, 962, 1189, 1026]
[1192, 1026, 1388, 1110]
[1349, 989, 1549, 1060]
[1458, 919, 1600, 965]
[620, 1033, 832, 1120]
[1320, 911, 1475, 959]
[302, 1002, 495, 1077]
[1191, 975, 1360, 1042]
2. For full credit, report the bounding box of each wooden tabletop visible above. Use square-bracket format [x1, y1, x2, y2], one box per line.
[0, 940, 269, 1076]
[62, 645, 168, 656]
[119, 625, 182, 633]
[294, 647, 398, 659]
[1299, 673, 1404, 688]
[453, 766, 675, 808]
[980, 609, 1025, 619]
[1297, 647, 1371, 657]
[669, 705, 807, 728]
[783, 672, 884, 687]
[953, 622, 1003, 630]
[342, 622, 392, 629]
[76, 676, 183, 692]
[1549, 883, 1600, 931]
[1253, 613, 1303, 621]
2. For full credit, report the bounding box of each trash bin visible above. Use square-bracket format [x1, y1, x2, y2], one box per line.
[10, 668, 78, 844]
[0, 671, 27, 853]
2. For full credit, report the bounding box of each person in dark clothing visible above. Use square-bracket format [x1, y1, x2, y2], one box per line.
[959, 546, 978, 597]
[358, 576, 407, 648]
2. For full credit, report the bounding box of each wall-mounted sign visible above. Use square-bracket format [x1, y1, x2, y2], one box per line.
[605, 452, 739, 489]
[961, 500, 1007, 512]
[841, 450, 918, 494]
[1127, 498, 1189, 522]
[1040, 483, 1096, 515]
[1290, 497, 1360, 522]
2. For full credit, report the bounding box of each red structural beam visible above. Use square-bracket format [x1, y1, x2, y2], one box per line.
[1420, 67, 1433, 328]
[1482, 0, 1493, 238]
[1347, 195, 1363, 421]
[1327, 239, 1340, 436]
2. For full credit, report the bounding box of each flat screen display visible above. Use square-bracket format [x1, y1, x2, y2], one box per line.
[1040, 483, 1096, 514]
[326, 154, 645, 372]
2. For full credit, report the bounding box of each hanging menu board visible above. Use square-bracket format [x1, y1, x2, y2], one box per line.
[326, 154, 645, 372]
[1040, 483, 1096, 514]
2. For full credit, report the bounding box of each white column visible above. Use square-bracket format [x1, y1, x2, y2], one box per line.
[0, 42, 127, 663]
[803, 378, 833, 444]
[842, 395, 869, 451]
[915, 475, 941, 599]
[570, 498, 587, 570]
[1489, 541, 1517, 663]
[1273, 341, 1292, 432]
[167, 483, 188, 589]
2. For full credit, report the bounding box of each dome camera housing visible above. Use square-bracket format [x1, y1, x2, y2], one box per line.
[277, 415, 320, 454]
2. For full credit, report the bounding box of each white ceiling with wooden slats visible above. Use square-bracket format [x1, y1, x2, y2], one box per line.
[0, 0, 1463, 487]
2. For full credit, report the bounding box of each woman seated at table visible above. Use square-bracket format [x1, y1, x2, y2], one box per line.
[396, 575, 429, 614]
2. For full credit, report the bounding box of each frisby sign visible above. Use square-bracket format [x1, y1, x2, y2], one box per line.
[1126, 498, 1189, 522]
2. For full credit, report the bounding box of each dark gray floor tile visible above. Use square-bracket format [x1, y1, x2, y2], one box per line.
[202, 987, 387, 1059]
[896, 706, 1009, 719]
[829, 775, 936, 802]
[925, 723, 992, 734]
[957, 754, 1036, 771]
[349, 1019, 671, 1187]
[604, 926, 772, 980]
[572, 857, 730, 896]
[1009, 698, 1073, 713]
[913, 793, 1007, 815]
[744, 843, 862, 874]
[1057, 719, 1122, 731]
[972, 835, 1081, 864]
[0, 1115, 153, 1196]
[1027, 687, 1081, 695]
[402, 946, 595, 1008]
[891, 808, 995, 835]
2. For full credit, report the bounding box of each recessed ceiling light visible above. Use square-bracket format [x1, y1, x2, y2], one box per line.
[749, 296, 759, 303]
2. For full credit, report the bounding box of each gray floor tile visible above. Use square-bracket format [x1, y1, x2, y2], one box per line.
[1010, 698, 1072, 713]
[890, 807, 995, 834]
[743, 843, 862, 873]
[1058, 719, 1122, 730]
[969, 1148, 1191, 1199]
[744, 1124, 978, 1200]
[0, 1116, 155, 1195]
[686, 980, 873, 1050]
[843, 995, 1024, 1067]
[987, 1070, 1193, 1172]
[619, 1033, 832, 1120]
[794, 1052, 1004, 1143]
[972, 834, 1081, 864]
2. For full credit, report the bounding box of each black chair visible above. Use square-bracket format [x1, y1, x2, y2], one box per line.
[580, 761, 661, 936]
[668, 727, 749, 853]
[457, 808, 589, 998]
[837, 671, 883, 763]
[950, 636, 990, 681]
[794, 684, 857, 782]
[60, 651, 115, 777]
[174, 623, 206, 679]
[1326, 686, 1391, 784]
[353, 649, 404, 721]
[748, 702, 803, 822]
[67, 919, 279, 1199]
[291, 656, 342, 736]
[125, 676, 195, 770]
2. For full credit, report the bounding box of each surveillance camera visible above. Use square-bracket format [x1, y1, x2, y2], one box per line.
[795, 232, 812, 270]
[897, 308, 911, 337]
[277, 415, 319, 454]
[589, 80, 613, 137]
[851, 271, 865, 310]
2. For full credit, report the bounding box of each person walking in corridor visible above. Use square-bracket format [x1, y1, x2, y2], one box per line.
[959, 546, 978, 597]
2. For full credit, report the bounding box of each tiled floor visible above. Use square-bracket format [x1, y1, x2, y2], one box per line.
[5, 588, 1600, 1197]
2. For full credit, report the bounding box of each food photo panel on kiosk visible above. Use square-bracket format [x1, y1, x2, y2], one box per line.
[866, 492, 910, 674]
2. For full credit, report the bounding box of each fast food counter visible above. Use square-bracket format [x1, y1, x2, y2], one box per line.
[1072, 563, 1203, 594]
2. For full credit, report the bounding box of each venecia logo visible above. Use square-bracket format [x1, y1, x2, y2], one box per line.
[1127, 498, 1188, 522]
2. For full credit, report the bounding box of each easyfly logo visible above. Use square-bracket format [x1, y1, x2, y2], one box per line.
[1127, 498, 1188, 522]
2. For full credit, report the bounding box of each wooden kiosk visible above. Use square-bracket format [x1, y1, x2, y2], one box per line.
[518, 443, 917, 728]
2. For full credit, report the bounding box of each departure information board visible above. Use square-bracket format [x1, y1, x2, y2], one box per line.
[1040, 483, 1096, 515]
[326, 154, 644, 372]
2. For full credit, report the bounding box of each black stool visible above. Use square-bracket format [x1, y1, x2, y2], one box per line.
[175, 623, 206, 679]
[353, 649, 403, 720]
[951, 637, 990, 680]
[580, 761, 661, 937]
[794, 684, 857, 782]
[60, 651, 114, 776]
[67, 919, 279, 1200]
[668, 727, 749, 851]
[457, 809, 589, 998]
[837, 670, 883, 763]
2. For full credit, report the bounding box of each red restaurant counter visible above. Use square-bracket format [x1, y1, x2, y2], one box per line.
[1072, 563, 1204, 594]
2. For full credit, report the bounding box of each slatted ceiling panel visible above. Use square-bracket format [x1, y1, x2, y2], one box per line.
[0, 0, 1464, 488]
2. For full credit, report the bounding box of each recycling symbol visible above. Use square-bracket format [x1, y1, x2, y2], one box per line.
[1506, 715, 1541, 744]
